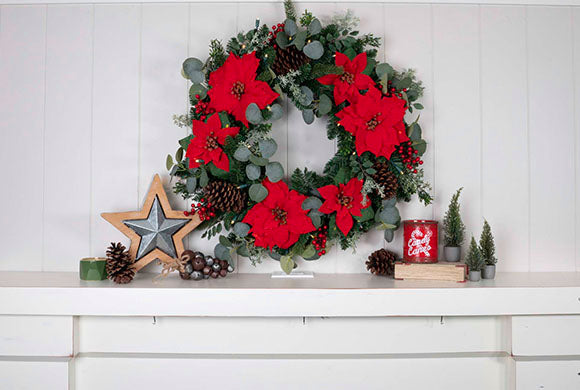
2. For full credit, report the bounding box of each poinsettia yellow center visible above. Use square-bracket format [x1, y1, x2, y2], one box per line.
[272, 207, 288, 225]
[231, 81, 245, 100]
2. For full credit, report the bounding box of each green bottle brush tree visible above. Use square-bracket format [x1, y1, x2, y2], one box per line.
[442, 187, 465, 262]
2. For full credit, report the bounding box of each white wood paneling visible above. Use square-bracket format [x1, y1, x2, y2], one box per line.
[480, 6, 529, 272]
[432, 4, 481, 258]
[78, 315, 508, 354]
[512, 315, 580, 356]
[0, 358, 71, 390]
[75, 354, 509, 390]
[384, 4, 434, 263]
[138, 3, 189, 272]
[514, 358, 580, 389]
[0, 5, 46, 271]
[575, 7, 580, 273]
[527, 6, 575, 272]
[91, 4, 141, 256]
[43, 5, 94, 271]
[0, 315, 73, 356]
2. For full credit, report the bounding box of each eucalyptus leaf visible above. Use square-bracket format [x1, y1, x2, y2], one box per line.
[302, 196, 322, 211]
[182, 57, 203, 79]
[384, 229, 394, 243]
[408, 122, 422, 141]
[291, 30, 307, 50]
[258, 138, 278, 158]
[276, 31, 290, 48]
[214, 243, 231, 261]
[317, 94, 332, 116]
[189, 84, 208, 101]
[354, 206, 374, 222]
[186, 177, 197, 192]
[382, 197, 397, 208]
[269, 103, 283, 121]
[165, 154, 173, 171]
[246, 103, 264, 125]
[299, 86, 314, 106]
[376, 63, 394, 79]
[233, 222, 251, 237]
[200, 169, 209, 187]
[249, 183, 268, 202]
[175, 148, 183, 162]
[309, 213, 321, 228]
[188, 70, 205, 84]
[308, 18, 322, 35]
[280, 255, 295, 274]
[249, 154, 268, 166]
[268, 250, 282, 261]
[302, 109, 315, 124]
[413, 103, 424, 110]
[303, 40, 324, 59]
[284, 18, 297, 36]
[236, 245, 250, 257]
[301, 245, 316, 259]
[413, 139, 427, 156]
[379, 206, 400, 225]
[246, 164, 261, 180]
[265, 162, 284, 183]
[234, 146, 252, 162]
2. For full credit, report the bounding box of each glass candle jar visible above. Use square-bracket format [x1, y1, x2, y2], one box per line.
[403, 220, 438, 263]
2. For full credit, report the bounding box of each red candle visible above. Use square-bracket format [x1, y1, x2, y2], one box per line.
[403, 220, 438, 263]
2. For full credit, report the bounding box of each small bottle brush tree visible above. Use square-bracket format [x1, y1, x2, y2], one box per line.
[443, 188, 465, 247]
[465, 236, 485, 281]
[479, 220, 497, 266]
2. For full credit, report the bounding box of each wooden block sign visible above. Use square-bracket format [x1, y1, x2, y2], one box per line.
[394, 261, 467, 282]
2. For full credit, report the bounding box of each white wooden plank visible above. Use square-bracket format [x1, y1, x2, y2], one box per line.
[78, 315, 508, 354]
[480, 6, 528, 272]
[527, 6, 575, 272]
[186, 2, 238, 265]
[0, 358, 71, 390]
[575, 7, 580, 273]
[235, 2, 289, 273]
[0, 315, 73, 356]
[283, 2, 338, 273]
[139, 3, 189, 272]
[512, 315, 580, 356]
[433, 5, 481, 260]
[91, 4, 140, 257]
[4, 0, 580, 5]
[514, 358, 580, 390]
[43, 5, 93, 271]
[76, 354, 509, 390]
[383, 4, 434, 266]
[2, 272, 580, 317]
[0, 5, 46, 271]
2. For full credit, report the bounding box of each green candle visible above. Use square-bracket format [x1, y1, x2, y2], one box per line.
[79, 257, 107, 281]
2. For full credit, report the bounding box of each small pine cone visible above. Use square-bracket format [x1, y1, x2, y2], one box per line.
[203, 181, 247, 213]
[272, 45, 310, 75]
[105, 242, 135, 284]
[366, 249, 397, 277]
[372, 162, 398, 199]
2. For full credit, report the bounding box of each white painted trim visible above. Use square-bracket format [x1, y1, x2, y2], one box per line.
[1, 272, 580, 317]
[1, 1, 580, 6]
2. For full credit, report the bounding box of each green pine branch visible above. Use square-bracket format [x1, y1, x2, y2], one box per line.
[284, 0, 297, 21]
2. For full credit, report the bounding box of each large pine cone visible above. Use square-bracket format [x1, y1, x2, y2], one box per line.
[372, 162, 398, 199]
[105, 242, 135, 284]
[203, 181, 247, 213]
[272, 45, 310, 75]
[366, 248, 397, 277]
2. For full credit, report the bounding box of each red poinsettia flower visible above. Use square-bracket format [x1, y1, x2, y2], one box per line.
[317, 52, 374, 105]
[243, 179, 315, 250]
[207, 51, 279, 127]
[318, 177, 369, 236]
[186, 114, 240, 172]
[336, 86, 408, 159]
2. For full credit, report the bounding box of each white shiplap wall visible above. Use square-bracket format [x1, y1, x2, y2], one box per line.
[0, 1, 579, 273]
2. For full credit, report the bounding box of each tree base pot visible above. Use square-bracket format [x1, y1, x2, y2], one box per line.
[468, 270, 481, 282]
[482, 264, 496, 279]
[444, 246, 461, 262]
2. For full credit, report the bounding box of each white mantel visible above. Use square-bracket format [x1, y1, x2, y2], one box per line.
[1, 271, 580, 317]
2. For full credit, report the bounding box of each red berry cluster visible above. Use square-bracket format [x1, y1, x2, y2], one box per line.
[397, 141, 423, 174]
[268, 23, 285, 47]
[184, 198, 215, 221]
[192, 95, 215, 122]
[385, 80, 408, 101]
[312, 225, 328, 257]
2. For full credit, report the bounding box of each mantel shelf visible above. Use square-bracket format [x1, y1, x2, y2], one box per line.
[1, 271, 580, 317]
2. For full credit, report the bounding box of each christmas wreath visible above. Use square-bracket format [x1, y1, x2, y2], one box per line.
[167, 0, 431, 273]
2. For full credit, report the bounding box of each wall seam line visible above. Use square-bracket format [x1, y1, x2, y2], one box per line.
[88, 3, 95, 256]
[478, 4, 483, 228]
[430, 3, 436, 222]
[137, 3, 143, 206]
[571, 6, 578, 272]
[524, 5, 531, 272]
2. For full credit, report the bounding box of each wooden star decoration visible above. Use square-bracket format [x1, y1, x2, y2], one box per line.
[101, 174, 201, 271]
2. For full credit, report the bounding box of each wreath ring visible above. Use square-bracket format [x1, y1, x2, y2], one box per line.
[168, 1, 431, 273]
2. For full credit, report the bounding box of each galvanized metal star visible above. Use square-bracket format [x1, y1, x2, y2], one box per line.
[101, 174, 201, 271]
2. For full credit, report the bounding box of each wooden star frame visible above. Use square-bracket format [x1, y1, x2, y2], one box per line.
[101, 174, 201, 271]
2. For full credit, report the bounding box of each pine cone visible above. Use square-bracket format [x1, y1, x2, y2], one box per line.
[105, 242, 135, 284]
[204, 181, 247, 213]
[272, 45, 310, 75]
[366, 249, 397, 277]
[372, 162, 398, 199]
